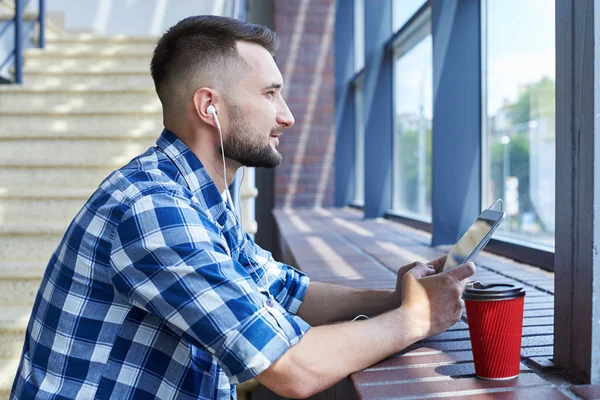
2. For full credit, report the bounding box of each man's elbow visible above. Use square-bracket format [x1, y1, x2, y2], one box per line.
[256, 377, 319, 399]
[255, 356, 324, 399]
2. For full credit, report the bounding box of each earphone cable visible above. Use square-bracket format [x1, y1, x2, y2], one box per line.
[211, 109, 274, 302]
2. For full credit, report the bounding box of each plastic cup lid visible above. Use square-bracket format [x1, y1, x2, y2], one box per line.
[463, 281, 526, 300]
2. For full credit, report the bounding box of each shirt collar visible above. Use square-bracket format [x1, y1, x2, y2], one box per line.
[156, 129, 228, 223]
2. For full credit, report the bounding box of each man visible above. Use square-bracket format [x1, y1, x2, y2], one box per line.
[11, 16, 474, 399]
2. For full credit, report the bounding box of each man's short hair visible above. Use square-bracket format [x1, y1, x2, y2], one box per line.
[150, 15, 279, 117]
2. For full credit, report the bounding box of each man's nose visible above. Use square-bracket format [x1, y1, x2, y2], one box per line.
[277, 100, 295, 128]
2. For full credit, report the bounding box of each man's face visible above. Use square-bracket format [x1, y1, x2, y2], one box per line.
[220, 41, 295, 168]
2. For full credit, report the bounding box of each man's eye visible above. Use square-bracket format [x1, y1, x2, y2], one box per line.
[265, 91, 276, 98]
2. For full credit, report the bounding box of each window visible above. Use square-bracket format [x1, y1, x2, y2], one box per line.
[353, 76, 365, 206]
[393, 0, 427, 32]
[392, 10, 432, 221]
[483, 0, 555, 248]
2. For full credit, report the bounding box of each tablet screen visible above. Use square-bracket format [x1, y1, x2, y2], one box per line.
[444, 218, 495, 270]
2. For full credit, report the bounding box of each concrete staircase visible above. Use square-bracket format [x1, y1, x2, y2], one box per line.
[0, 28, 260, 397]
[0, 32, 161, 397]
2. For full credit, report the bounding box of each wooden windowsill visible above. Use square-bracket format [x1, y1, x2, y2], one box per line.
[250, 207, 599, 399]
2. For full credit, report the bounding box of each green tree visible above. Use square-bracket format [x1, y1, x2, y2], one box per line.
[489, 75, 555, 225]
[490, 134, 532, 213]
[395, 125, 432, 213]
[509, 76, 555, 136]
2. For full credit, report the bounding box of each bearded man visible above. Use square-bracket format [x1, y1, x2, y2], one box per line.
[11, 15, 473, 400]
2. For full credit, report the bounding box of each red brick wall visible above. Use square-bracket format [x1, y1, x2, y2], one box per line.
[272, 0, 336, 208]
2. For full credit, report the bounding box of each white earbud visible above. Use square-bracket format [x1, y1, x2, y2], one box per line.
[207, 105, 216, 115]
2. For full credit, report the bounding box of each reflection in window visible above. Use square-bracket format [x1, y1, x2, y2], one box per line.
[354, 0, 364, 72]
[484, 0, 555, 248]
[393, 0, 426, 31]
[353, 77, 365, 205]
[393, 27, 432, 220]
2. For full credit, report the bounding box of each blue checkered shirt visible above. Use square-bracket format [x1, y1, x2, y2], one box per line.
[11, 129, 311, 400]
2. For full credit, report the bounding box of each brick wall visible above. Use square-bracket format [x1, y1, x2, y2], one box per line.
[272, 0, 336, 209]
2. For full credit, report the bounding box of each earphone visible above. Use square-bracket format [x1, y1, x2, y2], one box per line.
[207, 105, 234, 208]
[207, 104, 275, 303]
[207, 105, 216, 116]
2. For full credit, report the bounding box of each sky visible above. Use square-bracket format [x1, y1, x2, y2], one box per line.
[391, 0, 555, 117]
[486, 0, 555, 115]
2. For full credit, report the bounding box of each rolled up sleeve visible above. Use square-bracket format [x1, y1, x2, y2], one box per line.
[242, 236, 310, 315]
[109, 192, 310, 383]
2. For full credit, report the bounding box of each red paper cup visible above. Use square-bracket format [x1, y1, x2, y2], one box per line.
[463, 282, 526, 380]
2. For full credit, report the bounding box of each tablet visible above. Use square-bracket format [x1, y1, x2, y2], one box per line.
[439, 208, 506, 272]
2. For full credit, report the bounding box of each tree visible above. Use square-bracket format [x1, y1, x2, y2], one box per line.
[509, 76, 555, 136]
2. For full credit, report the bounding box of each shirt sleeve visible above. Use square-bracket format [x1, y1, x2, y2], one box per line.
[109, 191, 310, 384]
[240, 235, 310, 315]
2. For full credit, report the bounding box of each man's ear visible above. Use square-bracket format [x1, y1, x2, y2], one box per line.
[192, 87, 219, 128]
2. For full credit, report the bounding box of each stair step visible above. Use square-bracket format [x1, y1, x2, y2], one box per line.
[0, 138, 154, 167]
[25, 47, 152, 57]
[0, 357, 20, 394]
[0, 196, 89, 224]
[0, 113, 162, 138]
[0, 332, 26, 360]
[41, 42, 157, 55]
[0, 167, 116, 189]
[23, 53, 151, 73]
[0, 188, 94, 199]
[7, 71, 154, 90]
[0, 221, 67, 236]
[0, 188, 93, 224]
[0, 262, 46, 280]
[0, 306, 32, 333]
[48, 34, 159, 44]
[0, 226, 63, 263]
[0, 306, 30, 392]
[22, 64, 148, 74]
[0, 279, 40, 306]
[0, 88, 161, 113]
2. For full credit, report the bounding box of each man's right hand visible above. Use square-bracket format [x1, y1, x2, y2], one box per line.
[399, 262, 476, 339]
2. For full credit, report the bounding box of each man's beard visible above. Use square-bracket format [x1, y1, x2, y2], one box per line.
[221, 100, 283, 168]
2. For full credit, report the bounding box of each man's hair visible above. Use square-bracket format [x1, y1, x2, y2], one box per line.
[150, 15, 279, 118]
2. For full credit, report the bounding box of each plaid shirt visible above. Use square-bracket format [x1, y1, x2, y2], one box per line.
[11, 129, 311, 400]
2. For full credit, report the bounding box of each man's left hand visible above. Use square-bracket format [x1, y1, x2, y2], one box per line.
[391, 256, 447, 308]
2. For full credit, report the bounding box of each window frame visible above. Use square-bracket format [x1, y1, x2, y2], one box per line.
[350, 71, 366, 207]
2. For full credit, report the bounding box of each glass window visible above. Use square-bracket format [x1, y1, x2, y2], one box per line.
[392, 14, 432, 220]
[353, 76, 365, 205]
[484, 0, 555, 248]
[354, 0, 365, 72]
[393, 0, 426, 31]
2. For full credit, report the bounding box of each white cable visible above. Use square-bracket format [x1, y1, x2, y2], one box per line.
[211, 107, 233, 208]
[352, 314, 370, 321]
[238, 167, 246, 233]
[210, 107, 274, 303]
[488, 198, 504, 212]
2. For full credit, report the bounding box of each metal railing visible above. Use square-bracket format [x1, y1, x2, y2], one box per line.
[0, 0, 45, 84]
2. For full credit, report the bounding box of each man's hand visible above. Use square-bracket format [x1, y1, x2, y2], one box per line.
[391, 256, 447, 308]
[257, 261, 475, 398]
[400, 262, 476, 339]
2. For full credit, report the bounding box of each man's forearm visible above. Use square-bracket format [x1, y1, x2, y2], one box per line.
[297, 282, 395, 326]
[257, 306, 423, 398]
